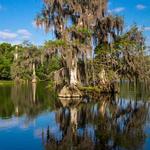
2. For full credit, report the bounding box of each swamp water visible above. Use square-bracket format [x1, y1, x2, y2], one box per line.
[0, 82, 150, 150]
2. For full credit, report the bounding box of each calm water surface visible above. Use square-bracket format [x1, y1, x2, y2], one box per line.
[0, 82, 150, 150]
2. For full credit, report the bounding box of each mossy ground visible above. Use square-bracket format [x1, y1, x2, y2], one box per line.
[78, 86, 101, 93]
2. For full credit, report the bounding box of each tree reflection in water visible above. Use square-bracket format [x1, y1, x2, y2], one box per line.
[0, 82, 58, 120]
[42, 95, 149, 150]
[0, 82, 150, 150]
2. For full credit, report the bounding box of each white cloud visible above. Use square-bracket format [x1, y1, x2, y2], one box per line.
[0, 31, 17, 40]
[0, 29, 32, 44]
[136, 4, 146, 10]
[0, 118, 19, 129]
[108, 7, 125, 13]
[17, 29, 32, 39]
[144, 27, 150, 31]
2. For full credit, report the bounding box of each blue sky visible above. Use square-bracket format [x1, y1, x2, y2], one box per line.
[0, 0, 150, 45]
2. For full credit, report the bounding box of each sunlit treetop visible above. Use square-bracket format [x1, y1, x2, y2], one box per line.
[35, 0, 108, 35]
[36, 0, 123, 46]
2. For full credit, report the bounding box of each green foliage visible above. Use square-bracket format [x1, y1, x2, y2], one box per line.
[0, 42, 62, 81]
[69, 26, 92, 37]
[79, 86, 101, 93]
[0, 43, 15, 80]
[107, 70, 118, 81]
[11, 62, 32, 80]
[0, 24, 149, 88]
[36, 56, 62, 80]
[94, 25, 149, 82]
[77, 27, 92, 37]
[44, 40, 67, 48]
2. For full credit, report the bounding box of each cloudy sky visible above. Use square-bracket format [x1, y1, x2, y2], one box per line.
[0, 0, 150, 45]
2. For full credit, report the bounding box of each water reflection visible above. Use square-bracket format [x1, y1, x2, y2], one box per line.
[42, 96, 149, 150]
[0, 82, 58, 119]
[0, 81, 150, 150]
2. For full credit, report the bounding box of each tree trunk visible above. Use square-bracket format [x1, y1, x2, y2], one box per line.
[92, 58, 96, 86]
[84, 54, 89, 85]
[32, 82, 36, 103]
[14, 52, 18, 61]
[99, 68, 107, 84]
[59, 54, 82, 98]
[70, 57, 78, 86]
[32, 63, 37, 83]
[33, 63, 36, 76]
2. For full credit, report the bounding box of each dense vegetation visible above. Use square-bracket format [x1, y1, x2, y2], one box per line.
[0, 43, 15, 80]
[0, 41, 62, 81]
[0, 0, 150, 94]
[0, 29, 149, 86]
[34, 0, 150, 94]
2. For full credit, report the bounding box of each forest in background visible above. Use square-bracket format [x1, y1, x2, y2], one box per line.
[0, 41, 62, 81]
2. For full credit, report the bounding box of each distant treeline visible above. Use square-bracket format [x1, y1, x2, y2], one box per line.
[0, 41, 62, 81]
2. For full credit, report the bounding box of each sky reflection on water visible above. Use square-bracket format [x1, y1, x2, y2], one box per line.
[0, 82, 150, 150]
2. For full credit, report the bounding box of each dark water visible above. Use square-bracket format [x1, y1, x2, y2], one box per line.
[0, 82, 150, 150]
